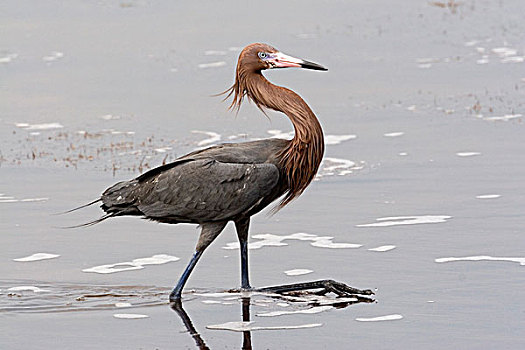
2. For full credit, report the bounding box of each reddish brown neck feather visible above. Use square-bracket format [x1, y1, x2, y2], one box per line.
[224, 58, 324, 208]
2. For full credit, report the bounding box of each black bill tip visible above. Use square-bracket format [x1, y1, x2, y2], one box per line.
[300, 60, 328, 71]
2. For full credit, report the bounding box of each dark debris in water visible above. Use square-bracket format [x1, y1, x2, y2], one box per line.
[0, 128, 188, 176]
[429, 1, 462, 14]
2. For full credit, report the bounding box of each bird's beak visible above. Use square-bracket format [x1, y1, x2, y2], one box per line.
[269, 52, 328, 71]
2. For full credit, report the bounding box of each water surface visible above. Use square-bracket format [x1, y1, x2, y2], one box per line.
[1, 0, 524, 349]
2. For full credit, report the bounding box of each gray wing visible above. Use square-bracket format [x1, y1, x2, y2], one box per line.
[135, 159, 279, 222]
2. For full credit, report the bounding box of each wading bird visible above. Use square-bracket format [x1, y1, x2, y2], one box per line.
[79, 43, 366, 302]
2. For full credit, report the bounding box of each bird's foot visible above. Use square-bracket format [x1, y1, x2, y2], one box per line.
[226, 285, 254, 294]
[240, 284, 253, 291]
[255, 279, 375, 302]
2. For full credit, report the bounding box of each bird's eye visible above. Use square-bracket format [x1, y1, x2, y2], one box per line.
[258, 52, 267, 59]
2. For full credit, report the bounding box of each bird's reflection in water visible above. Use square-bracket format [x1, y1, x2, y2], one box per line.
[170, 300, 211, 350]
[170, 298, 253, 350]
[240, 298, 252, 350]
[170, 289, 374, 350]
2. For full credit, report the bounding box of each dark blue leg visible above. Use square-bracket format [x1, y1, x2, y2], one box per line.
[170, 221, 227, 302]
[235, 218, 251, 289]
[170, 251, 202, 302]
[240, 240, 251, 289]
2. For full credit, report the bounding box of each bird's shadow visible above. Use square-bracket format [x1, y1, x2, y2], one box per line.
[170, 284, 375, 350]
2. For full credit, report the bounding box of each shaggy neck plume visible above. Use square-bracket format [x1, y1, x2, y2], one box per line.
[225, 69, 325, 208]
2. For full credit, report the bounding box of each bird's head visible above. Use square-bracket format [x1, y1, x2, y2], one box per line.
[223, 43, 327, 113]
[237, 43, 327, 72]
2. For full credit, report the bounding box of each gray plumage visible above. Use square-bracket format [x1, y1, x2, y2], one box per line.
[101, 139, 286, 224]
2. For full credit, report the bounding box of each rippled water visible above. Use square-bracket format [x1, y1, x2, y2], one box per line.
[0, 282, 169, 313]
[2, 0, 525, 349]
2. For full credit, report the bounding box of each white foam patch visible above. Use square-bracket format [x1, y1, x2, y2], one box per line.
[198, 61, 226, 69]
[227, 133, 248, 140]
[484, 114, 522, 121]
[13, 253, 60, 262]
[491, 47, 517, 57]
[317, 158, 363, 178]
[110, 130, 135, 135]
[192, 130, 221, 146]
[268, 129, 294, 139]
[476, 194, 501, 199]
[501, 56, 524, 63]
[7, 286, 49, 293]
[82, 254, 179, 274]
[115, 302, 132, 308]
[223, 232, 362, 250]
[356, 314, 403, 322]
[322, 157, 356, 172]
[99, 114, 121, 120]
[20, 198, 48, 202]
[284, 269, 313, 276]
[0, 197, 48, 203]
[42, 51, 64, 62]
[416, 58, 439, 63]
[325, 134, 357, 145]
[456, 152, 481, 157]
[477, 57, 489, 64]
[257, 306, 332, 317]
[296, 33, 318, 39]
[154, 147, 172, 153]
[368, 245, 396, 252]
[0, 53, 18, 63]
[204, 50, 227, 56]
[268, 130, 356, 146]
[384, 132, 404, 137]
[113, 313, 149, 319]
[16, 122, 64, 130]
[206, 321, 322, 332]
[357, 215, 452, 227]
[435, 256, 525, 266]
[311, 238, 362, 249]
[193, 292, 239, 298]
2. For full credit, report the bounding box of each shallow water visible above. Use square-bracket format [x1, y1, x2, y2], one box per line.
[1, 0, 525, 349]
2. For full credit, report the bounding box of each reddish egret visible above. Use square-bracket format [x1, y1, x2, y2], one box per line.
[78, 43, 371, 302]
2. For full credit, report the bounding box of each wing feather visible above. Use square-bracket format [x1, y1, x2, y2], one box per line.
[136, 159, 279, 222]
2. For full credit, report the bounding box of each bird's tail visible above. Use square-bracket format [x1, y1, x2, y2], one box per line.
[55, 198, 110, 229]
[61, 212, 116, 229]
[55, 198, 101, 215]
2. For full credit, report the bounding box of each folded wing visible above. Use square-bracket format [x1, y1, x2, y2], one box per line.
[101, 158, 280, 223]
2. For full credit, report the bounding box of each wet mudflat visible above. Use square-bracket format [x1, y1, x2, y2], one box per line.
[1, 0, 524, 349]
